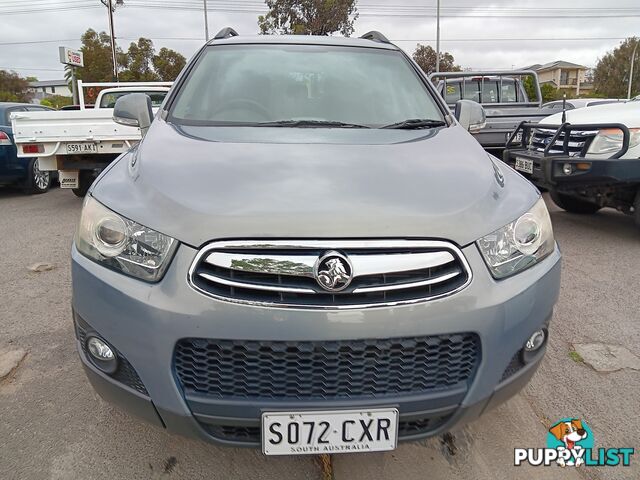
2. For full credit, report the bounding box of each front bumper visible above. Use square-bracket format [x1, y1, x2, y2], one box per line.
[503, 150, 640, 191]
[72, 241, 561, 447]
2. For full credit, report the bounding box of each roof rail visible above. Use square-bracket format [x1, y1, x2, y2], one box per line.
[360, 31, 390, 44]
[213, 27, 239, 40]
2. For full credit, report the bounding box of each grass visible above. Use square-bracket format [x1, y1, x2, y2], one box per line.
[569, 349, 584, 363]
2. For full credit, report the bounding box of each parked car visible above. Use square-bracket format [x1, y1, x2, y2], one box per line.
[430, 71, 549, 151]
[0, 102, 54, 194]
[541, 98, 624, 111]
[71, 29, 561, 455]
[11, 82, 171, 197]
[504, 101, 640, 226]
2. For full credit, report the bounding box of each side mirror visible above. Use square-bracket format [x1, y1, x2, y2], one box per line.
[113, 93, 153, 136]
[454, 99, 486, 134]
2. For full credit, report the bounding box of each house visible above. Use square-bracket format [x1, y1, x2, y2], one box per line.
[28, 79, 72, 103]
[523, 61, 593, 95]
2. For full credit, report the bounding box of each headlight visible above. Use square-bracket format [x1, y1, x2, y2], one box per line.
[477, 198, 554, 279]
[587, 127, 640, 155]
[75, 196, 177, 282]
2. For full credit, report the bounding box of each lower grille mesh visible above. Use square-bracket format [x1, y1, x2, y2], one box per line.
[174, 334, 480, 400]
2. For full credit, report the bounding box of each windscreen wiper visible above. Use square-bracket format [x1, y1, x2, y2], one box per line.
[256, 119, 371, 129]
[381, 119, 447, 129]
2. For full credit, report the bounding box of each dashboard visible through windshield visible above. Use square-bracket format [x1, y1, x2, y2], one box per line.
[168, 44, 445, 128]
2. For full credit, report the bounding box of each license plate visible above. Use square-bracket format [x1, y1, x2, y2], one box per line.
[66, 143, 98, 154]
[262, 408, 398, 456]
[506, 131, 523, 144]
[515, 156, 534, 174]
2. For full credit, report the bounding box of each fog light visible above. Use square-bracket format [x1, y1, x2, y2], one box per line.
[562, 163, 573, 175]
[86, 336, 118, 373]
[525, 330, 546, 352]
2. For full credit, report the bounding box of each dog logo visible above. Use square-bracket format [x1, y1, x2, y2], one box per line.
[515, 417, 633, 468]
[548, 419, 591, 467]
[314, 251, 352, 292]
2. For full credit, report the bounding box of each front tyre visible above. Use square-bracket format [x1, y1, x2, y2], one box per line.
[549, 189, 601, 214]
[23, 158, 50, 194]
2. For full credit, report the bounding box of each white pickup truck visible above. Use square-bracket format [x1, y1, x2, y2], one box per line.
[11, 81, 171, 196]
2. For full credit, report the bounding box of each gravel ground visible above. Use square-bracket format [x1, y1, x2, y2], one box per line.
[0, 187, 638, 480]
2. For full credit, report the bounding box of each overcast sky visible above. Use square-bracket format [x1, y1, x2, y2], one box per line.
[1, 0, 638, 81]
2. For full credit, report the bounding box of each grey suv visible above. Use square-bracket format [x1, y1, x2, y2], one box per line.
[71, 29, 561, 455]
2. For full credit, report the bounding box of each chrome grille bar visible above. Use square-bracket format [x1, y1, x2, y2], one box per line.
[205, 252, 316, 277]
[204, 250, 455, 278]
[530, 128, 598, 156]
[188, 240, 472, 309]
[199, 272, 316, 294]
[352, 270, 461, 293]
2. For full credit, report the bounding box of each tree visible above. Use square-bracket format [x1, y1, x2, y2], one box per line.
[40, 95, 73, 109]
[0, 70, 33, 102]
[152, 48, 187, 81]
[258, 0, 358, 36]
[412, 44, 461, 76]
[119, 38, 160, 82]
[594, 37, 639, 98]
[539, 83, 561, 103]
[75, 29, 125, 83]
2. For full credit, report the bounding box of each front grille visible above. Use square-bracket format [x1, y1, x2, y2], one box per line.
[75, 315, 149, 396]
[529, 128, 598, 156]
[188, 240, 471, 308]
[202, 414, 452, 444]
[174, 334, 480, 400]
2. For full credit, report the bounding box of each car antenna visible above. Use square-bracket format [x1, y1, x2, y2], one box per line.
[562, 93, 567, 123]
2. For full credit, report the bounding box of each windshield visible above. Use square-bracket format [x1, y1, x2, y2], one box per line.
[100, 90, 167, 108]
[169, 44, 444, 127]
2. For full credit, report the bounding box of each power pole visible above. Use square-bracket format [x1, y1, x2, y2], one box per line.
[203, 0, 209, 41]
[628, 41, 638, 99]
[435, 0, 441, 73]
[101, 0, 120, 81]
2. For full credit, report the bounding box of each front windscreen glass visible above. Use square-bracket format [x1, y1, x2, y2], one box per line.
[168, 44, 444, 127]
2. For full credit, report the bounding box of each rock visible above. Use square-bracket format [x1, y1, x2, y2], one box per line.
[27, 262, 55, 272]
[572, 343, 640, 373]
[0, 349, 27, 380]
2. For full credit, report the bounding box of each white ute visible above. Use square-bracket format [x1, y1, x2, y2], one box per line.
[11, 81, 171, 196]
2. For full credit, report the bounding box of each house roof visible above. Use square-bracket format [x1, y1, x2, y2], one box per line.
[525, 61, 587, 72]
[29, 79, 68, 88]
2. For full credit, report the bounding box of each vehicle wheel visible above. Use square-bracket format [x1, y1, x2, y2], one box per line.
[549, 189, 601, 214]
[72, 171, 94, 198]
[23, 158, 50, 194]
